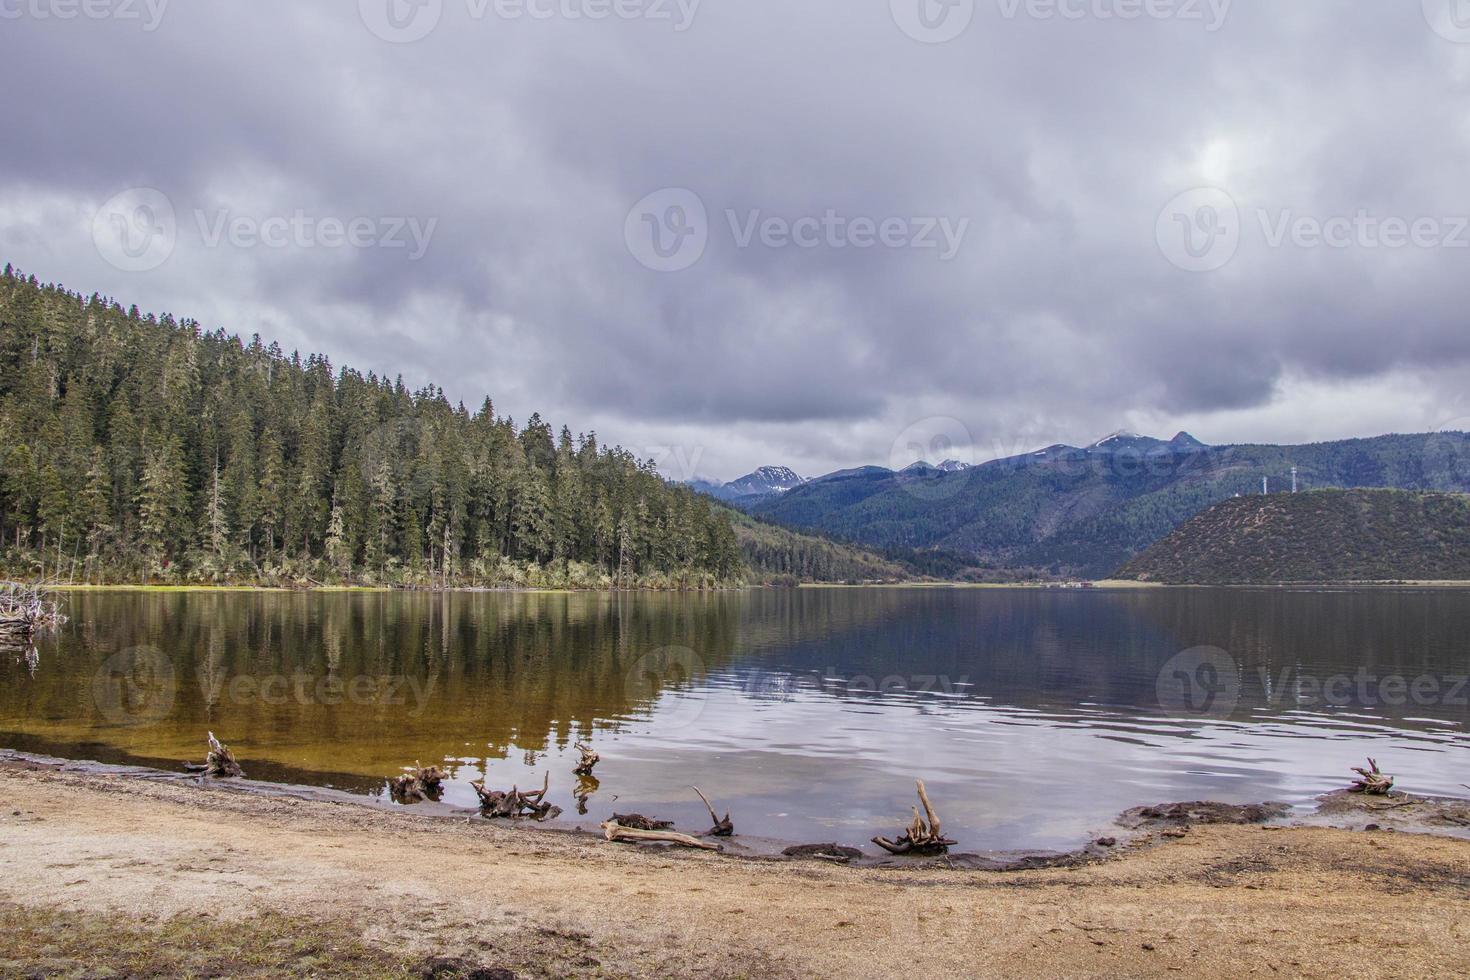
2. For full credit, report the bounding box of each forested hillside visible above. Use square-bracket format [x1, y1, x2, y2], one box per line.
[0, 267, 748, 587]
[753, 433, 1470, 578]
[1119, 489, 1470, 584]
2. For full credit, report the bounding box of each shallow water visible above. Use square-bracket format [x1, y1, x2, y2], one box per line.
[2, 587, 1467, 851]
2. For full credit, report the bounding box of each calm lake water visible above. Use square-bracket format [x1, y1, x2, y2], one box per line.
[2, 587, 1468, 852]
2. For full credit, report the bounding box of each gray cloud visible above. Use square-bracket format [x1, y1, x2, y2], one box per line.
[2, 0, 1469, 480]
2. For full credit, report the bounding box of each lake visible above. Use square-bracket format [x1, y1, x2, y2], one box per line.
[2, 587, 1467, 853]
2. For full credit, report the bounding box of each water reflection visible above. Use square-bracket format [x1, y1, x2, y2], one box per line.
[1, 587, 1467, 850]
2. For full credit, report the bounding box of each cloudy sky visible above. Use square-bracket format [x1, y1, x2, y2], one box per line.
[4, 0, 1470, 481]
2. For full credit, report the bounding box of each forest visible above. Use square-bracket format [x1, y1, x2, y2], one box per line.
[0, 266, 750, 588]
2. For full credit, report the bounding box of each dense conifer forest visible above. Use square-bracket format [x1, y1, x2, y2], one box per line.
[0, 267, 753, 587]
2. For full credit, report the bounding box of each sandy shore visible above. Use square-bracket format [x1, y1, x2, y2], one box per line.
[2, 760, 1467, 979]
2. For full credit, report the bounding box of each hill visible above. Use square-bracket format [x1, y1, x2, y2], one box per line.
[1118, 489, 1470, 584]
[751, 432, 1470, 578]
[721, 507, 911, 584]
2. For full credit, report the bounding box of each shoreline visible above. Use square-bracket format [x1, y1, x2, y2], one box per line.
[2, 757, 1467, 978]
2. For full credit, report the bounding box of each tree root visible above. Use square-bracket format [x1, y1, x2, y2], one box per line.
[203, 732, 244, 779]
[472, 771, 561, 820]
[388, 762, 446, 803]
[572, 742, 600, 777]
[1349, 758, 1395, 796]
[872, 779, 957, 855]
[693, 786, 734, 837]
[601, 820, 721, 851]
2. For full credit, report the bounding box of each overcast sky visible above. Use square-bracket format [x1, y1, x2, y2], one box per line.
[4, 1, 1470, 481]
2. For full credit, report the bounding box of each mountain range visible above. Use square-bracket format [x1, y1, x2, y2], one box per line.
[693, 430, 1470, 579]
[689, 466, 806, 504]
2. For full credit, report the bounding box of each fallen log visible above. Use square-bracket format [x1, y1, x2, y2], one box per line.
[0, 582, 65, 636]
[782, 843, 863, 864]
[872, 779, 957, 855]
[1349, 758, 1395, 796]
[388, 762, 446, 803]
[693, 786, 734, 837]
[573, 742, 600, 777]
[601, 820, 721, 851]
[203, 732, 244, 778]
[472, 771, 561, 820]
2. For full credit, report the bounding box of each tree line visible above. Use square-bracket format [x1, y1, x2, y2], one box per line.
[0, 266, 743, 587]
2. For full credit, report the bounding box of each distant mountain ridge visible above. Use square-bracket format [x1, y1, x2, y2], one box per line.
[1119, 489, 1470, 584]
[690, 466, 806, 504]
[742, 430, 1470, 579]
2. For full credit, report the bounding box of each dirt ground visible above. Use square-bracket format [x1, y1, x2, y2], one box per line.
[1, 761, 1467, 979]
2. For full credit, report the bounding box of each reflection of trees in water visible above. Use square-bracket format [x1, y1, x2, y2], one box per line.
[0, 590, 744, 775]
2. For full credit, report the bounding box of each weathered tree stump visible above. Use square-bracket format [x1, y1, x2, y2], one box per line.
[693, 786, 734, 837]
[872, 779, 957, 855]
[472, 771, 561, 820]
[203, 732, 244, 778]
[601, 820, 721, 851]
[1349, 758, 1395, 795]
[573, 742, 600, 777]
[388, 762, 446, 803]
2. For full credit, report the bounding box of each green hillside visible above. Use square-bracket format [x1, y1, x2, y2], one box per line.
[1118, 489, 1470, 584]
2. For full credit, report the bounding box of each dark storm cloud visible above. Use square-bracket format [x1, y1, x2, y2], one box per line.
[2, 0, 1469, 478]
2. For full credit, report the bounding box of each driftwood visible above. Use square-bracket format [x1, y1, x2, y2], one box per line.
[573, 742, 600, 777]
[0, 582, 65, 636]
[782, 843, 864, 864]
[611, 813, 674, 831]
[693, 786, 734, 837]
[472, 772, 562, 820]
[601, 820, 721, 851]
[389, 762, 446, 803]
[1349, 758, 1395, 795]
[872, 779, 957, 855]
[203, 732, 244, 778]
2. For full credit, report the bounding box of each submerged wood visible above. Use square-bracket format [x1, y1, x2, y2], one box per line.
[389, 763, 446, 803]
[1349, 758, 1395, 796]
[610, 813, 673, 831]
[872, 779, 957, 855]
[472, 771, 561, 820]
[693, 786, 734, 837]
[573, 742, 600, 777]
[601, 820, 721, 851]
[204, 732, 244, 778]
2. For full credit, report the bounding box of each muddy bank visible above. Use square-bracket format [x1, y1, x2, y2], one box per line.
[2, 758, 1469, 978]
